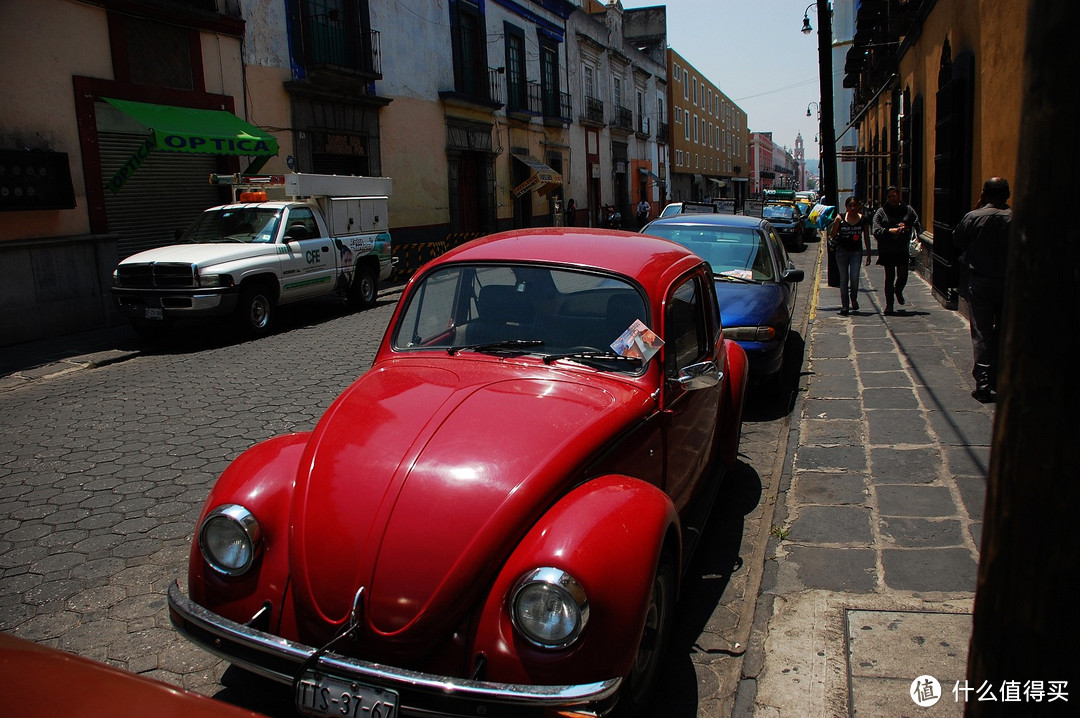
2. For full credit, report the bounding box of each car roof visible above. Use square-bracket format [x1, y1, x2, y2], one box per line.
[432, 227, 707, 291]
[644, 214, 767, 229]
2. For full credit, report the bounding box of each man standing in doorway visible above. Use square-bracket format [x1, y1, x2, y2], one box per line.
[954, 176, 1012, 403]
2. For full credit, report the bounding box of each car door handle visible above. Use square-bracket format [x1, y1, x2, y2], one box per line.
[322, 246, 330, 252]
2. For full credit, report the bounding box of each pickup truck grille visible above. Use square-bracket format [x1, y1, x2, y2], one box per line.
[116, 263, 196, 288]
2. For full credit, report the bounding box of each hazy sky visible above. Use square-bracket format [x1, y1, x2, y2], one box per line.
[616, 0, 825, 157]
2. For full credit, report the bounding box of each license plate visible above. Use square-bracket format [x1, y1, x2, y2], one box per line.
[295, 671, 399, 718]
[144, 307, 164, 320]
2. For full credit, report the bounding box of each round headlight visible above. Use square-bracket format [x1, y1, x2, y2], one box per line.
[199, 504, 261, 576]
[511, 568, 589, 649]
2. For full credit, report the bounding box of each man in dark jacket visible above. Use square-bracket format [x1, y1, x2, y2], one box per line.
[953, 176, 1012, 403]
[871, 187, 922, 314]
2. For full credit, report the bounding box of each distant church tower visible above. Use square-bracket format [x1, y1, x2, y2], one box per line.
[794, 133, 805, 190]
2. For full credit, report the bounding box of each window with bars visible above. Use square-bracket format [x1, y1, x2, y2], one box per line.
[505, 24, 527, 111]
[452, 0, 488, 98]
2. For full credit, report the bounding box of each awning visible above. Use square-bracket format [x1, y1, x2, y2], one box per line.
[708, 178, 726, 188]
[103, 97, 279, 193]
[637, 167, 661, 181]
[511, 154, 563, 197]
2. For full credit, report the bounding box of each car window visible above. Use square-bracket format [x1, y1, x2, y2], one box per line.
[180, 207, 281, 244]
[665, 277, 707, 376]
[392, 264, 649, 368]
[768, 227, 791, 268]
[762, 204, 795, 221]
[642, 224, 777, 282]
[284, 207, 319, 240]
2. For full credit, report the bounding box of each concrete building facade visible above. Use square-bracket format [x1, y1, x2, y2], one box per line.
[666, 48, 749, 205]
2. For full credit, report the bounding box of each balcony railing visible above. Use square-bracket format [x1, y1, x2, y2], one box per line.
[507, 80, 542, 116]
[612, 105, 633, 132]
[656, 121, 670, 143]
[584, 96, 604, 124]
[542, 90, 572, 124]
[487, 68, 504, 106]
[302, 15, 382, 77]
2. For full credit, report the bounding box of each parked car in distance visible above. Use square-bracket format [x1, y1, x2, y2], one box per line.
[168, 227, 749, 718]
[0, 633, 264, 718]
[761, 202, 807, 251]
[659, 200, 719, 218]
[642, 214, 804, 384]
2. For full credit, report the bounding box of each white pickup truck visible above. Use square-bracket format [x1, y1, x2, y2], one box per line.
[111, 173, 396, 337]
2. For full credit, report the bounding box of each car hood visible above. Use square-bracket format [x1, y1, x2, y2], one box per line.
[119, 243, 276, 267]
[715, 279, 784, 327]
[288, 356, 651, 648]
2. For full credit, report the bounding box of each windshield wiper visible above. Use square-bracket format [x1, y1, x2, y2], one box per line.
[447, 339, 544, 356]
[542, 350, 643, 369]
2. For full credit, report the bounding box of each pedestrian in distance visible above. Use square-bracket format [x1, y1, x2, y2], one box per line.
[565, 198, 577, 226]
[636, 198, 651, 227]
[871, 186, 922, 314]
[828, 196, 872, 315]
[953, 176, 1012, 403]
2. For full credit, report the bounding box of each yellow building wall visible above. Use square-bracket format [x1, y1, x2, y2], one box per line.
[895, 0, 1030, 220]
[382, 98, 453, 228]
[0, 0, 112, 241]
[240, 64, 294, 176]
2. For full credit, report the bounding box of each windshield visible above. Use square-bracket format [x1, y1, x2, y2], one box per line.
[762, 204, 795, 221]
[643, 224, 776, 282]
[180, 207, 282, 244]
[392, 264, 650, 370]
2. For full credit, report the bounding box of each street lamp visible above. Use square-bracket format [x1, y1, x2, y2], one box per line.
[806, 101, 819, 118]
[801, 4, 814, 34]
[802, 0, 837, 209]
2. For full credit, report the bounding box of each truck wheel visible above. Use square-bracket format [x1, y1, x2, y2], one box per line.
[348, 265, 378, 310]
[616, 549, 675, 718]
[237, 283, 274, 336]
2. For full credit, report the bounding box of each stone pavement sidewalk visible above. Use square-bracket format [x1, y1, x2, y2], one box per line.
[738, 249, 993, 717]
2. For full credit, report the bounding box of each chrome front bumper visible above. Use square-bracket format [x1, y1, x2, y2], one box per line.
[112, 288, 238, 318]
[167, 582, 621, 717]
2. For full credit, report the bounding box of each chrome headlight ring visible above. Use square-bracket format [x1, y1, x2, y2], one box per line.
[198, 504, 262, 577]
[510, 567, 590, 650]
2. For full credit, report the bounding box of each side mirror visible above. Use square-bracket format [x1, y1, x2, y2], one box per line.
[284, 240, 302, 253]
[675, 360, 723, 390]
[783, 268, 805, 283]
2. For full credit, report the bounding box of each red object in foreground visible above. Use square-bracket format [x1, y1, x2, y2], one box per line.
[0, 633, 263, 718]
[169, 228, 749, 718]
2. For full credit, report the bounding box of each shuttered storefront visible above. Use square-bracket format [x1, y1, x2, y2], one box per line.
[99, 131, 228, 259]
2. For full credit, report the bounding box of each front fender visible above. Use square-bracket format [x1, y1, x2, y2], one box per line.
[471, 475, 679, 685]
[187, 432, 310, 628]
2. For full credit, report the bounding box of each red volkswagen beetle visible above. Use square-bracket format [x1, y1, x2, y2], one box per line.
[169, 228, 748, 718]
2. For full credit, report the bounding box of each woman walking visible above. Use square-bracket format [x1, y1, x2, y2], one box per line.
[828, 196, 872, 315]
[871, 186, 921, 314]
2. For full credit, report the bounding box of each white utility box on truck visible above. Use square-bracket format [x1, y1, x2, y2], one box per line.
[111, 173, 396, 337]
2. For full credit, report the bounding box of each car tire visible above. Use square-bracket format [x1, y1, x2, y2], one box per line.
[348, 264, 378, 310]
[616, 549, 676, 717]
[236, 283, 275, 337]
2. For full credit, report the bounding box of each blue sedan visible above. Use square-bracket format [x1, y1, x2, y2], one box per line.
[642, 214, 804, 382]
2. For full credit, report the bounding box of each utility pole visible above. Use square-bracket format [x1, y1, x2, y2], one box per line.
[816, 0, 838, 208]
